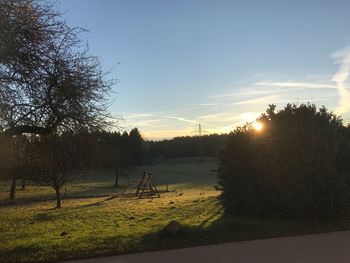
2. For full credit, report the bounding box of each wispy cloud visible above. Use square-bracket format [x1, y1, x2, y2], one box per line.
[187, 103, 220, 106]
[125, 112, 200, 127]
[126, 113, 152, 118]
[232, 95, 279, 105]
[238, 112, 261, 122]
[331, 46, 350, 115]
[127, 119, 163, 127]
[254, 82, 337, 89]
[273, 98, 330, 104]
[208, 84, 332, 100]
[208, 89, 275, 99]
[198, 113, 230, 120]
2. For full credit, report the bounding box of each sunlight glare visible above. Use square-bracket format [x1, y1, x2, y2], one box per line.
[253, 122, 263, 132]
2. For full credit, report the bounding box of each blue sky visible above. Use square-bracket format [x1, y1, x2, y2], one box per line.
[59, 0, 350, 139]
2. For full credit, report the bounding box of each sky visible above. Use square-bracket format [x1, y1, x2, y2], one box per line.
[59, 0, 350, 140]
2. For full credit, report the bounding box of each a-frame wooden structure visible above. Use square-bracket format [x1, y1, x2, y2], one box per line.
[135, 170, 160, 198]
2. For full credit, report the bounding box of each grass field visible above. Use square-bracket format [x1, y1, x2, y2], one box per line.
[2, 158, 350, 263]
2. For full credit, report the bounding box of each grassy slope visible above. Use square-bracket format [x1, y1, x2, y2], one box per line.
[1, 158, 350, 263]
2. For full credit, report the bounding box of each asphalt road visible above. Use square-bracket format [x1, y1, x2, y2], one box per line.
[64, 231, 350, 263]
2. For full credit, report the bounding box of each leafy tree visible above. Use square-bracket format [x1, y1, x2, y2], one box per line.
[218, 104, 350, 219]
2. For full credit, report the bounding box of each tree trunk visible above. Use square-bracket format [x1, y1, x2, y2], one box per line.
[21, 176, 26, 190]
[10, 176, 17, 200]
[115, 169, 119, 189]
[55, 188, 61, 208]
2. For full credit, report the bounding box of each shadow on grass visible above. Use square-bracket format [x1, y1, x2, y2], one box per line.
[3, 208, 350, 263]
[29, 213, 255, 263]
[0, 244, 42, 263]
[0, 184, 128, 208]
[129, 214, 261, 253]
[127, 212, 350, 255]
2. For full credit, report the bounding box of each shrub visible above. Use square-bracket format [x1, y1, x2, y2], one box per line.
[218, 104, 350, 219]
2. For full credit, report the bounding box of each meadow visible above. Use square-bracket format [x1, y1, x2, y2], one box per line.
[2, 158, 350, 263]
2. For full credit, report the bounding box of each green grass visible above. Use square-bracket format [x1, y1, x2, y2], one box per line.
[1, 158, 350, 263]
[0, 158, 218, 203]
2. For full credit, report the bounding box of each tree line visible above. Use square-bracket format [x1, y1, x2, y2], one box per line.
[0, 126, 227, 208]
[148, 134, 227, 159]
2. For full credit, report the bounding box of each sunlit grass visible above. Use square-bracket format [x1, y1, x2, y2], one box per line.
[2, 159, 350, 263]
[0, 187, 220, 262]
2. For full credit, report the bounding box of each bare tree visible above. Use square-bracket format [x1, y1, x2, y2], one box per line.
[31, 133, 89, 208]
[0, 0, 115, 136]
[0, 0, 116, 200]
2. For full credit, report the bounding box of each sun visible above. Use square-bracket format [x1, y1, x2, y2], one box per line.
[253, 122, 263, 132]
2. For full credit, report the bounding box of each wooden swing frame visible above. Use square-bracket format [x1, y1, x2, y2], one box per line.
[135, 170, 160, 198]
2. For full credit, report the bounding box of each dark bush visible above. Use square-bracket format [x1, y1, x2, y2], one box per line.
[218, 104, 350, 219]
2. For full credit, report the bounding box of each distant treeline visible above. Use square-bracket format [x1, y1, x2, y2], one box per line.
[96, 131, 228, 162]
[147, 134, 228, 159]
[0, 127, 226, 207]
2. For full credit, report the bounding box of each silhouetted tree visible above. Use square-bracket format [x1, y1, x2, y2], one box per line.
[98, 129, 146, 189]
[0, 0, 115, 200]
[218, 104, 350, 219]
[148, 134, 227, 159]
[128, 128, 145, 165]
[98, 131, 125, 188]
[31, 133, 98, 208]
[0, 0, 114, 136]
[0, 133, 33, 200]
